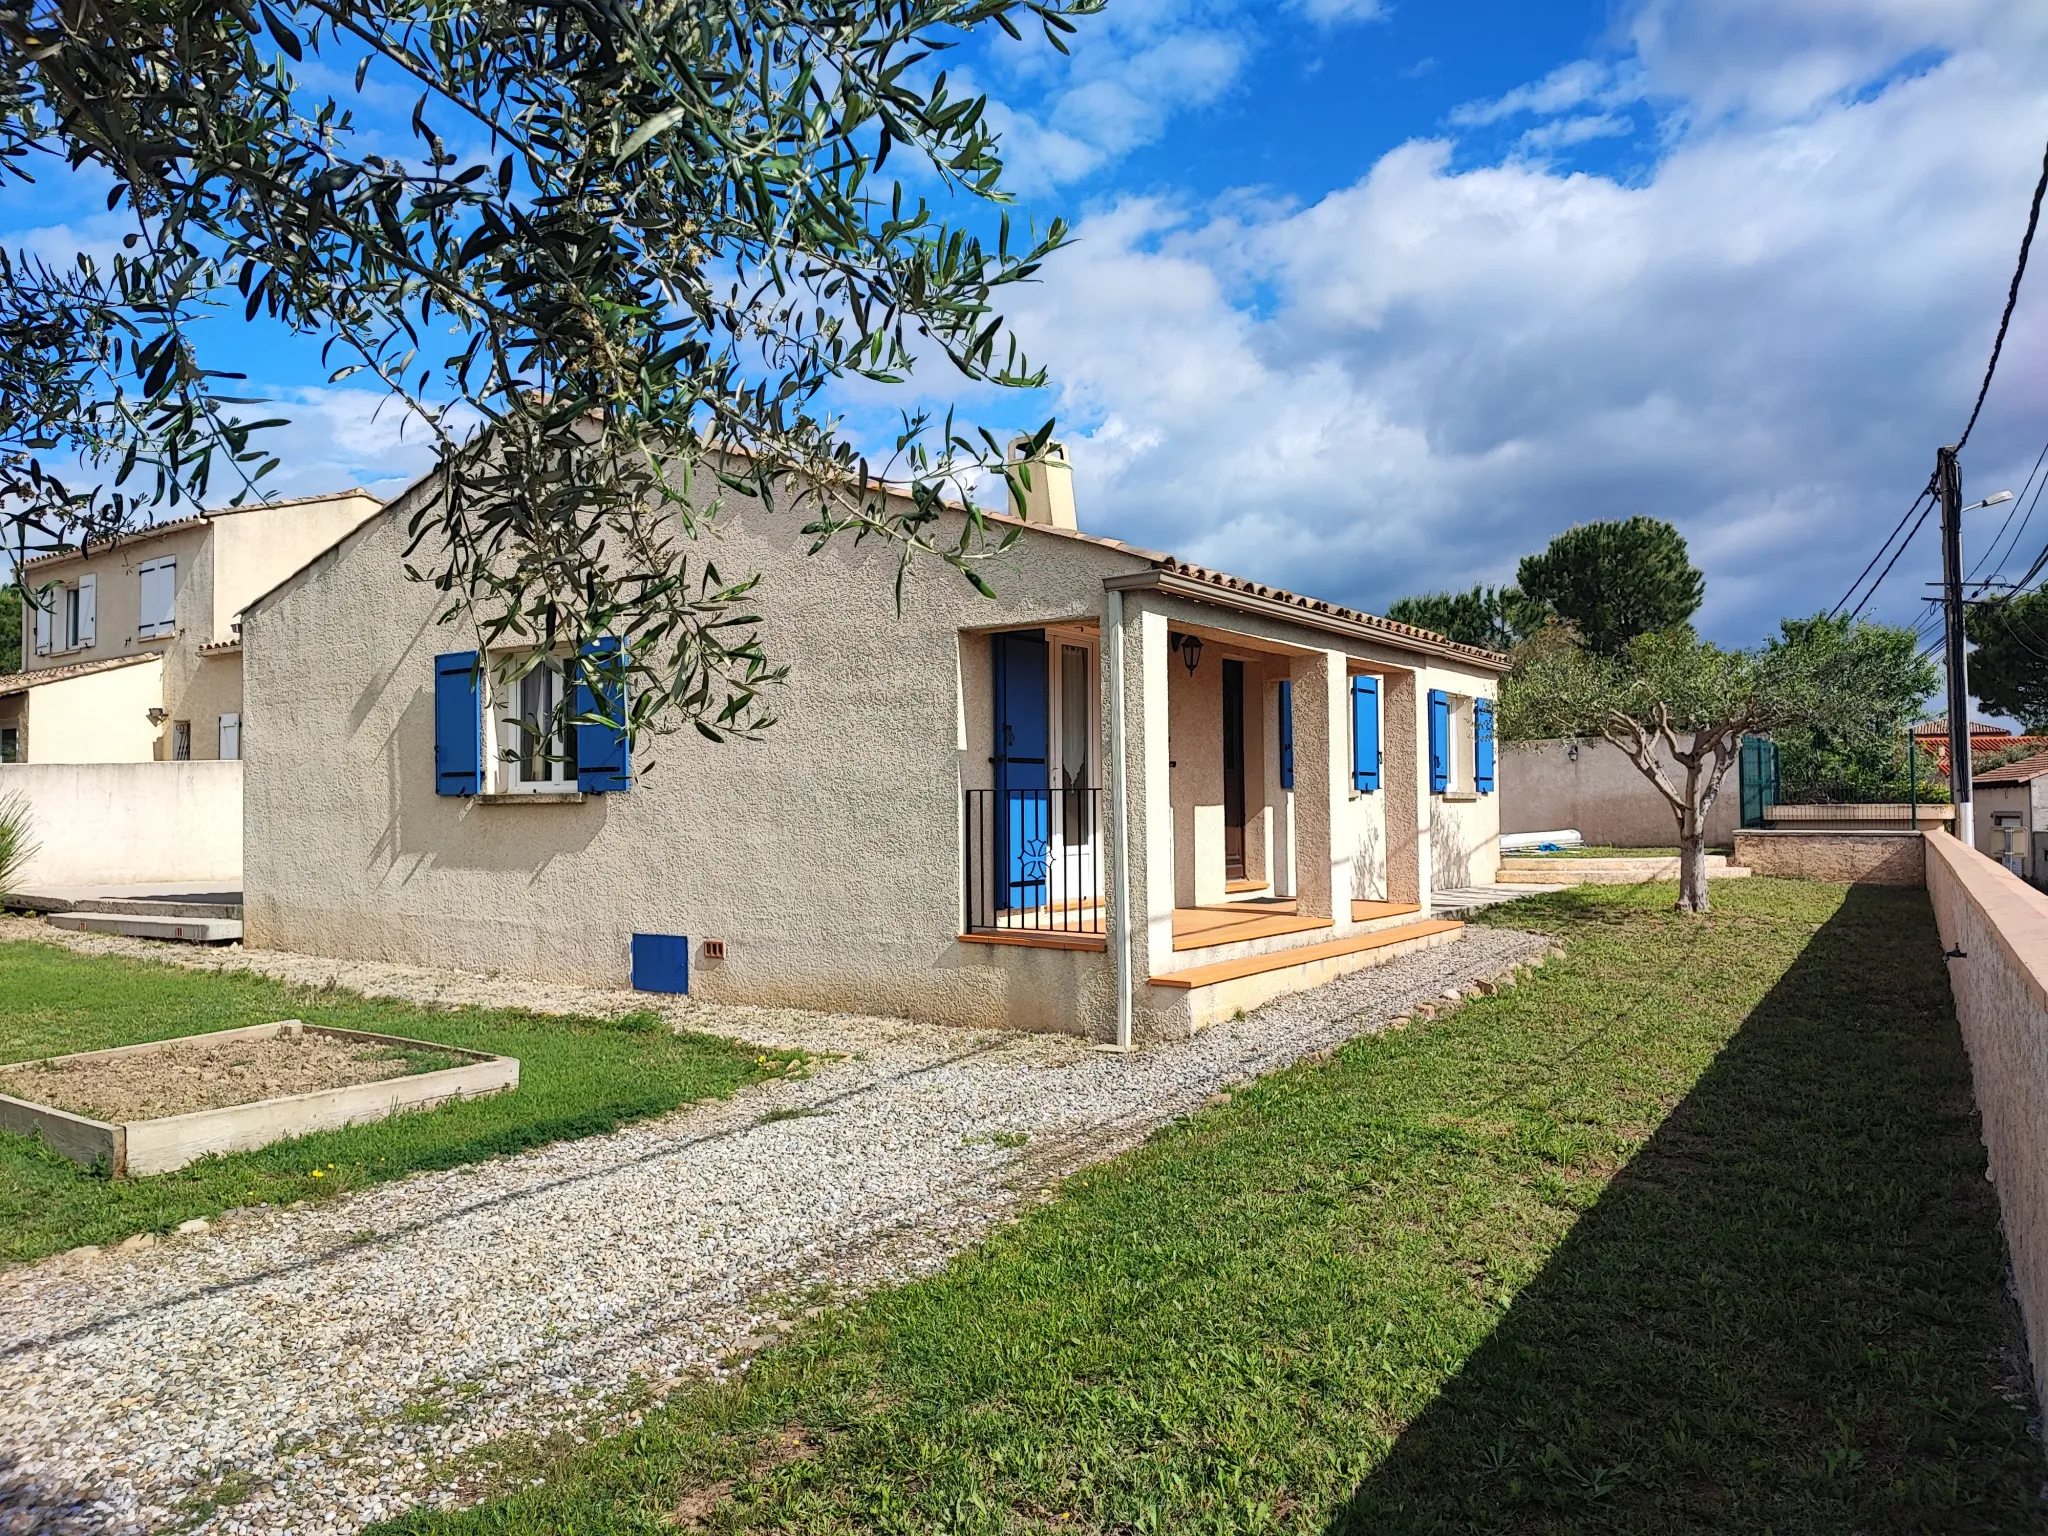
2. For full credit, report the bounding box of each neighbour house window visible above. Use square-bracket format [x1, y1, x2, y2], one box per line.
[0, 727, 17, 763]
[171, 720, 192, 761]
[32, 575, 94, 654]
[138, 557, 177, 639]
[219, 713, 241, 761]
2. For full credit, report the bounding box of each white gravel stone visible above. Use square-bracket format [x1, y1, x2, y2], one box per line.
[0, 916, 1548, 1535]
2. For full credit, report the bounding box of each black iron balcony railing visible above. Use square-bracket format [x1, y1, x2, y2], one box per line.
[964, 786, 1105, 938]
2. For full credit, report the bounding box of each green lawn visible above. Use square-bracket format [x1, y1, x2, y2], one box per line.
[0, 938, 787, 1263]
[379, 879, 2042, 1535]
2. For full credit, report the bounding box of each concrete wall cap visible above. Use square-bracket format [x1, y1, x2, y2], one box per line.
[1924, 831, 2048, 1013]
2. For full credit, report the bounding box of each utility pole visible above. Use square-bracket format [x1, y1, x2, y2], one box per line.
[1938, 445, 1973, 845]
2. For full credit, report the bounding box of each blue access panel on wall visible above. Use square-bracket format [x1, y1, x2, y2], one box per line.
[631, 933, 689, 994]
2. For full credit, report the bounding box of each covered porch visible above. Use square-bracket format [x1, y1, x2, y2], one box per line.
[956, 579, 1478, 1040]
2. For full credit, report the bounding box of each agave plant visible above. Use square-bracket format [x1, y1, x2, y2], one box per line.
[0, 791, 38, 900]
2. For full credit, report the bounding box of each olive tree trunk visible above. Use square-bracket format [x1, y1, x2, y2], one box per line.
[1602, 712, 1743, 915]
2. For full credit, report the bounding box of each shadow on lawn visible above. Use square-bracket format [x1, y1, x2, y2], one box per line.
[1333, 884, 2045, 1535]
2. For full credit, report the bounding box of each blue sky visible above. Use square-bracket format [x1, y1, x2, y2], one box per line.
[8, 0, 2048, 663]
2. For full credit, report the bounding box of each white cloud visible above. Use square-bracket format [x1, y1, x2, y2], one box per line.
[986, 1, 2048, 645]
[1517, 113, 1636, 153]
[1289, 0, 1385, 21]
[215, 387, 454, 505]
[987, 4, 1251, 191]
[1450, 61, 1620, 127]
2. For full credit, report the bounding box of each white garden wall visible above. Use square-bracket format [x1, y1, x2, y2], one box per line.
[0, 761, 241, 889]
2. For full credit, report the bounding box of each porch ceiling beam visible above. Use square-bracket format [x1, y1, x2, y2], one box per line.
[1102, 570, 1509, 675]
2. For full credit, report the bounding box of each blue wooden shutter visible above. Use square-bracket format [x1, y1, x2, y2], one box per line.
[1475, 697, 1496, 793]
[433, 651, 480, 796]
[1277, 680, 1295, 791]
[1350, 675, 1381, 792]
[1428, 689, 1450, 793]
[576, 638, 632, 793]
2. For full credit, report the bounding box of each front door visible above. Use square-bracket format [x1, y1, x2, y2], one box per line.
[992, 630, 1050, 912]
[1222, 658, 1246, 882]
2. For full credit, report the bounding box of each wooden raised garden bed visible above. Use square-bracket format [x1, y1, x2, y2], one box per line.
[0, 1020, 519, 1175]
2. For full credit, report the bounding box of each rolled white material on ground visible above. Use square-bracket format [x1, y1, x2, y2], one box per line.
[1501, 830, 1585, 852]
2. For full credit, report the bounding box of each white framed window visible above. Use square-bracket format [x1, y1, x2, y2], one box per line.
[32, 576, 94, 654]
[67, 575, 94, 649]
[218, 712, 241, 761]
[1447, 693, 1477, 794]
[138, 557, 177, 639]
[489, 652, 579, 792]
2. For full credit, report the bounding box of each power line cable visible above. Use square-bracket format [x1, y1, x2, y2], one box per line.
[1850, 495, 1940, 621]
[1971, 432, 2048, 580]
[1957, 136, 2048, 455]
[1831, 483, 1935, 618]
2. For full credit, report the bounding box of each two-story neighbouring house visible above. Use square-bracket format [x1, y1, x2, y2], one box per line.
[0, 490, 382, 764]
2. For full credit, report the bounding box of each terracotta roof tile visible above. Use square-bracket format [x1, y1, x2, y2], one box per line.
[0, 650, 164, 693]
[1973, 748, 2048, 784]
[20, 488, 379, 569]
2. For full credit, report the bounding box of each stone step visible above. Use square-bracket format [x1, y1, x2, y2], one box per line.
[47, 912, 243, 944]
[1499, 855, 1752, 885]
[65, 898, 245, 920]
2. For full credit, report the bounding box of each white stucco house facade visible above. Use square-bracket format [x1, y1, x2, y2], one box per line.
[239, 452, 1506, 1043]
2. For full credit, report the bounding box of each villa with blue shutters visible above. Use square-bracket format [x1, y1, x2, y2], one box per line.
[237, 443, 1507, 1043]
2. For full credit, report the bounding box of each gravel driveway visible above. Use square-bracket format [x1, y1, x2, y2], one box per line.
[0, 920, 1549, 1536]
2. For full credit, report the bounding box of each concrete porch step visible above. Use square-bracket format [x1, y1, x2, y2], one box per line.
[47, 912, 243, 944]
[1149, 919, 1466, 1031]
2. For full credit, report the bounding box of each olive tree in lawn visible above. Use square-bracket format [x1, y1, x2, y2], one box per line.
[1500, 619, 1908, 913]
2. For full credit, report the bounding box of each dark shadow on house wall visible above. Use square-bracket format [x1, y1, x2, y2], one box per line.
[1331, 884, 2044, 1535]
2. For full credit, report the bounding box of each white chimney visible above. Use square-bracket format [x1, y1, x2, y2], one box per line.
[1007, 436, 1077, 530]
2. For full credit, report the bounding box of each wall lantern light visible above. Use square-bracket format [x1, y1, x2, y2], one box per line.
[1173, 632, 1204, 675]
[146, 707, 169, 726]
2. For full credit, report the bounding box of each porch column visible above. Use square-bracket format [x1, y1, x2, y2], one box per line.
[1114, 594, 1177, 981]
[1383, 668, 1422, 907]
[1290, 648, 1350, 920]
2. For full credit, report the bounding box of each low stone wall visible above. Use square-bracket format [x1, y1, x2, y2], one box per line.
[1731, 829, 1924, 885]
[1925, 832, 2048, 1411]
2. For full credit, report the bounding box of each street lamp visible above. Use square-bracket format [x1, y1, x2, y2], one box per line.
[1964, 490, 2015, 513]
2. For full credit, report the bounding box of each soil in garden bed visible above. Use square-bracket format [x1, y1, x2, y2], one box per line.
[0, 1031, 464, 1122]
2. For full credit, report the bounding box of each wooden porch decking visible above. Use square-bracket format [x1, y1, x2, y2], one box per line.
[961, 897, 1425, 954]
[1170, 897, 1422, 952]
